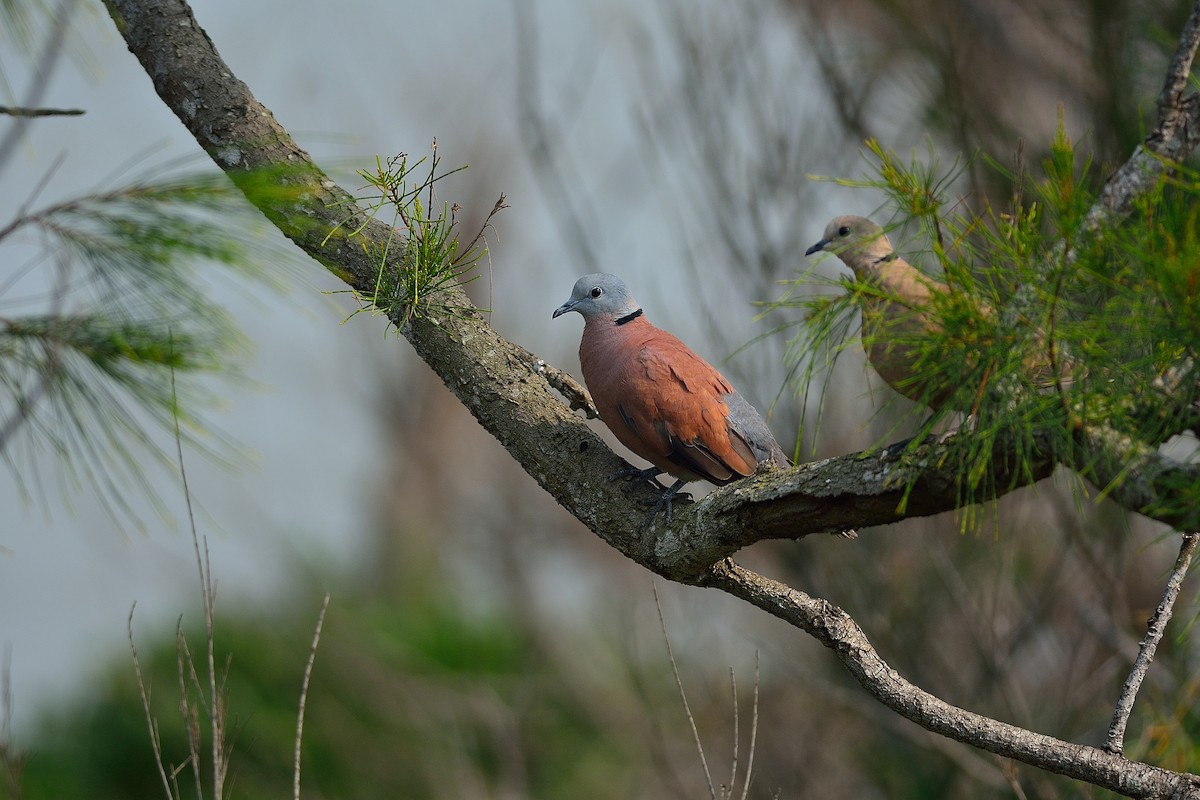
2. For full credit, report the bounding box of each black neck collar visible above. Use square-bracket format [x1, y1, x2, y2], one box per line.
[615, 308, 644, 326]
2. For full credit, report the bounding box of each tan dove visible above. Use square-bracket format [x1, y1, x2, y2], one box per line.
[806, 215, 957, 408]
[806, 215, 1069, 413]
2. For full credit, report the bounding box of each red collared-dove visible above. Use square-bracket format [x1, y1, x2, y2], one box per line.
[553, 273, 789, 523]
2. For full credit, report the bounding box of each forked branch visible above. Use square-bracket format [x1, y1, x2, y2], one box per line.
[102, 0, 1200, 796]
[1103, 532, 1200, 755]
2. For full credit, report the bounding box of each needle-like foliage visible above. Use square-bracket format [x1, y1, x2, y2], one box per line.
[0, 171, 279, 527]
[334, 142, 505, 329]
[770, 124, 1200, 519]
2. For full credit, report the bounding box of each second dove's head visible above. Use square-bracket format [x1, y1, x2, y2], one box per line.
[806, 215, 896, 279]
[552, 273, 641, 321]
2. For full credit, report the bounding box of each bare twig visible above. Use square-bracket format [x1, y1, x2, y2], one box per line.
[654, 585, 716, 800]
[997, 757, 1030, 800]
[294, 592, 331, 800]
[170, 362, 226, 799]
[727, 667, 738, 800]
[454, 193, 509, 268]
[739, 652, 758, 800]
[0, 106, 84, 117]
[1103, 532, 1200, 755]
[535, 358, 598, 418]
[1, 645, 23, 800]
[704, 559, 1200, 799]
[0, 0, 81, 174]
[128, 604, 176, 800]
[129, 371, 238, 800]
[176, 624, 203, 800]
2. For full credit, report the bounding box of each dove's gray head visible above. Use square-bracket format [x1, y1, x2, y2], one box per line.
[805, 215, 896, 279]
[552, 273, 642, 321]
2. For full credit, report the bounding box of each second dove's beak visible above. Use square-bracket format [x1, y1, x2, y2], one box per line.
[804, 239, 829, 256]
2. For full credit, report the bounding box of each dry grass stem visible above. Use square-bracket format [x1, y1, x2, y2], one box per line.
[654, 584, 716, 800]
[294, 592, 331, 800]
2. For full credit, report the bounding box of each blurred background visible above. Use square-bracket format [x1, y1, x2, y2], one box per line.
[1, 0, 1197, 797]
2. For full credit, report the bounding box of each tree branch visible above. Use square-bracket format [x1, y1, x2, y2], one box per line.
[0, 106, 85, 117]
[1103, 532, 1200, 756]
[101, 0, 1200, 576]
[1073, 425, 1200, 530]
[102, 0, 1200, 795]
[702, 559, 1200, 799]
[1089, 1, 1200, 227]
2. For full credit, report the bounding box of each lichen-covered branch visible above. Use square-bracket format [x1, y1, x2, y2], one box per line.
[103, 0, 1200, 795]
[101, 0, 1200, 574]
[1073, 425, 1200, 529]
[1088, 1, 1200, 227]
[703, 561, 1200, 799]
[98, 0, 1031, 577]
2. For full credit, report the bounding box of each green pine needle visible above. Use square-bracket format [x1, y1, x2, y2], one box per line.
[0, 171, 281, 529]
[332, 144, 505, 329]
[770, 132, 1200, 522]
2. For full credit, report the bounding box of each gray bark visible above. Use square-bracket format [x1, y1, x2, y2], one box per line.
[101, 0, 1200, 795]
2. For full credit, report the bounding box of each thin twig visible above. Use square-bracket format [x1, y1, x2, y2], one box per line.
[170, 359, 226, 798]
[293, 592, 330, 800]
[535, 358, 598, 418]
[0, 106, 84, 117]
[997, 757, 1030, 800]
[654, 584, 717, 800]
[1, 644, 23, 800]
[453, 193, 508, 268]
[1103, 532, 1200, 755]
[0, 0, 81, 173]
[707, 559, 1200, 797]
[201, 533, 225, 800]
[169, 765, 184, 800]
[738, 652, 758, 800]
[727, 667, 738, 800]
[128, 604, 175, 800]
[176, 624, 203, 800]
[168, 360, 227, 798]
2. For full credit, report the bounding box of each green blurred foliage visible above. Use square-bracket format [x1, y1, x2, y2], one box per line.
[7, 585, 653, 800]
